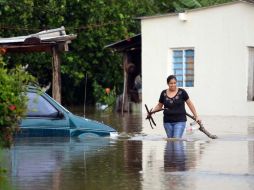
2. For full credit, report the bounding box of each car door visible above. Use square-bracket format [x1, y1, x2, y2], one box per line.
[19, 92, 70, 137]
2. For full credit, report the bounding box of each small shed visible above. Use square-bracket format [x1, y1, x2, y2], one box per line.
[105, 34, 142, 113]
[140, 0, 254, 116]
[0, 26, 76, 103]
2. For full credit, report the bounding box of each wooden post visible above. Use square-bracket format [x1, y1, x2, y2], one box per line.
[52, 46, 61, 103]
[122, 53, 128, 114]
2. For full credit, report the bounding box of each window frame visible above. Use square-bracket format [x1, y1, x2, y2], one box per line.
[172, 48, 195, 87]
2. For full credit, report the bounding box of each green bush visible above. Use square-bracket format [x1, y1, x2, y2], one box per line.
[0, 55, 35, 147]
[92, 81, 116, 111]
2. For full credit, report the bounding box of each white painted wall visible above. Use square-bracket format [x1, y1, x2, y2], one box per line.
[142, 1, 254, 116]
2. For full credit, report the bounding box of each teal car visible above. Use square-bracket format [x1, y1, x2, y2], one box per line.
[18, 87, 117, 137]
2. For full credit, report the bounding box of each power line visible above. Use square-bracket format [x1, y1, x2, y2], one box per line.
[0, 1, 139, 33]
[0, 20, 125, 33]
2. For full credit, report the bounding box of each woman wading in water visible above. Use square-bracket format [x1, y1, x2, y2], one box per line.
[150, 75, 201, 138]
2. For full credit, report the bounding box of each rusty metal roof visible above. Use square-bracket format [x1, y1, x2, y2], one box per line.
[0, 26, 76, 53]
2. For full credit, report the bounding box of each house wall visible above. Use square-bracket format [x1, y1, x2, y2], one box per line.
[142, 1, 254, 116]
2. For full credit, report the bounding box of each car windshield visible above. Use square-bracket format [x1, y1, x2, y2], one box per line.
[44, 93, 70, 114]
[26, 92, 59, 117]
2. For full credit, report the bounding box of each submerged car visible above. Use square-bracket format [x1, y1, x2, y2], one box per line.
[17, 86, 117, 137]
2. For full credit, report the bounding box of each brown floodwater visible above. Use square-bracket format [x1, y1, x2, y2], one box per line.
[2, 106, 254, 190]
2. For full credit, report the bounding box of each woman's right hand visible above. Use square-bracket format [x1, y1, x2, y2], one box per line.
[146, 112, 152, 119]
[195, 116, 202, 124]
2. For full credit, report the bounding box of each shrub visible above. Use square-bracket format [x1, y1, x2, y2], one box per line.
[0, 55, 35, 147]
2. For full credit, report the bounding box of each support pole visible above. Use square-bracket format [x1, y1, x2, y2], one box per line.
[122, 53, 128, 115]
[52, 46, 61, 103]
[84, 72, 88, 117]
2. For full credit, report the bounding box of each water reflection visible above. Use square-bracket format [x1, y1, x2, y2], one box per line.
[164, 141, 186, 172]
[163, 141, 189, 190]
[248, 124, 254, 174]
[3, 110, 254, 190]
[123, 140, 142, 172]
[9, 137, 114, 190]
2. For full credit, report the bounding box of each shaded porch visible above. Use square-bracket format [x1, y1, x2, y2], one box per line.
[105, 34, 142, 113]
[0, 26, 76, 103]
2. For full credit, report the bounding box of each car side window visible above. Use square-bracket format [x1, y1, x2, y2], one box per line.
[27, 92, 59, 117]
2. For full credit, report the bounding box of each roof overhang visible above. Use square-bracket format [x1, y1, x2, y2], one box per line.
[105, 34, 141, 52]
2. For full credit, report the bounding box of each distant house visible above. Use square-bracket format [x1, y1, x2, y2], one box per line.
[140, 0, 254, 116]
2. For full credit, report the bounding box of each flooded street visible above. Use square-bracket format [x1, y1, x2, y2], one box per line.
[2, 107, 254, 190]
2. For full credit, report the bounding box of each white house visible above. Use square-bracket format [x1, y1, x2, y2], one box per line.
[141, 0, 254, 116]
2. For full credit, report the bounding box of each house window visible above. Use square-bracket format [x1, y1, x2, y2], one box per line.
[248, 47, 254, 101]
[172, 49, 194, 87]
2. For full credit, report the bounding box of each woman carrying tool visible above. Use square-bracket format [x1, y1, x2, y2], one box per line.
[150, 75, 200, 138]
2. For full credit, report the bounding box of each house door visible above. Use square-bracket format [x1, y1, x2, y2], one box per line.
[248, 47, 254, 101]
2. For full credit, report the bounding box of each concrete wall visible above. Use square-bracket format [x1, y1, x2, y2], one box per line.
[142, 1, 254, 116]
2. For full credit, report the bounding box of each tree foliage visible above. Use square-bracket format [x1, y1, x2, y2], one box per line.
[0, 0, 233, 105]
[173, 0, 232, 12]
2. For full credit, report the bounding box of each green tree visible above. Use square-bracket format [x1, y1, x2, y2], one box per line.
[55, 0, 164, 105]
[172, 0, 233, 12]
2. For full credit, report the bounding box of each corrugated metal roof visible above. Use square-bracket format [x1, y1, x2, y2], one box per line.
[0, 26, 76, 44]
[0, 26, 76, 53]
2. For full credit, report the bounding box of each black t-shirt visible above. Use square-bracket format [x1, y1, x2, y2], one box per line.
[159, 88, 189, 123]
